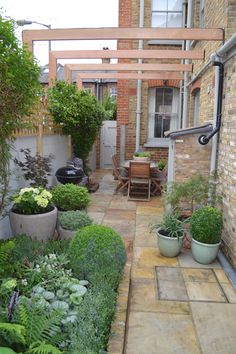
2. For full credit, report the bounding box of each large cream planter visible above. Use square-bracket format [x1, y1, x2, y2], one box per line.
[191, 238, 221, 264]
[157, 229, 184, 257]
[9, 207, 57, 242]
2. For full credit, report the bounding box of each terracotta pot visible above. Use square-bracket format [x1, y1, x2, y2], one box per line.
[9, 207, 57, 242]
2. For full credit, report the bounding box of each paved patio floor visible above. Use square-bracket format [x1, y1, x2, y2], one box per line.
[89, 170, 236, 354]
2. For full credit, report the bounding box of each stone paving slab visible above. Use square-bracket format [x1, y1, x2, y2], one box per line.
[133, 247, 179, 268]
[191, 302, 236, 354]
[178, 249, 222, 268]
[126, 311, 201, 354]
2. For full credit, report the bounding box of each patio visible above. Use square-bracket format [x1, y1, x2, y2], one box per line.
[90, 169, 236, 354]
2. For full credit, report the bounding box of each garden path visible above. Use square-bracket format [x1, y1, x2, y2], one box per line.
[89, 169, 236, 354]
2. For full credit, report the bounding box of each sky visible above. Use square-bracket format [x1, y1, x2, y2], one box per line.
[1, 0, 118, 65]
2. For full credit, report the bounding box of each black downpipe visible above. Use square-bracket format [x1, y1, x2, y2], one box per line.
[198, 61, 224, 145]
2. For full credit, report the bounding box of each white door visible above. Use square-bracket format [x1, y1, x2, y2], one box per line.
[100, 120, 117, 168]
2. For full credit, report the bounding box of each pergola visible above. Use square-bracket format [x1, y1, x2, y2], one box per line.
[22, 26, 223, 155]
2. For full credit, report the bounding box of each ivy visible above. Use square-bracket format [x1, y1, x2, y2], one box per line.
[0, 15, 41, 215]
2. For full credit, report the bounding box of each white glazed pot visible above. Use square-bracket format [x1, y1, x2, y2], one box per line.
[191, 238, 221, 264]
[157, 228, 184, 257]
[9, 207, 57, 242]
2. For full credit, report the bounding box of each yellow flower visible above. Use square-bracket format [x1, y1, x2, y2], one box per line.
[40, 190, 52, 200]
[35, 195, 48, 208]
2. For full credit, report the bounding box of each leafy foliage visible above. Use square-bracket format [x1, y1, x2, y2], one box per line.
[151, 212, 187, 238]
[70, 225, 127, 288]
[47, 81, 105, 164]
[101, 94, 117, 120]
[190, 206, 223, 244]
[0, 16, 41, 215]
[28, 341, 63, 354]
[14, 148, 54, 188]
[52, 183, 90, 211]
[133, 151, 151, 158]
[59, 210, 93, 231]
[165, 174, 212, 214]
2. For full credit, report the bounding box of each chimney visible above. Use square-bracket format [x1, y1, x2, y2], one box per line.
[102, 47, 110, 64]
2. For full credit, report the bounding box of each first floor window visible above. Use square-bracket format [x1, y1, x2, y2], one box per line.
[151, 0, 183, 28]
[148, 87, 179, 141]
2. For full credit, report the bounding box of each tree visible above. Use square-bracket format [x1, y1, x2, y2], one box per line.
[47, 81, 105, 167]
[0, 15, 41, 214]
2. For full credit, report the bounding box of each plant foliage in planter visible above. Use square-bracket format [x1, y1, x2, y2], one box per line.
[133, 151, 151, 158]
[59, 210, 93, 231]
[190, 206, 223, 244]
[165, 174, 213, 214]
[151, 212, 186, 239]
[52, 183, 90, 211]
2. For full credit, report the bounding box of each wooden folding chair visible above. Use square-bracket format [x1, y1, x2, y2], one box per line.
[151, 168, 167, 196]
[128, 161, 151, 201]
[112, 154, 129, 194]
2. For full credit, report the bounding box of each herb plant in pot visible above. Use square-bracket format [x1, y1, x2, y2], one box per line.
[9, 187, 57, 241]
[58, 210, 93, 239]
[151, 213, 186, 257]
[190, 205, 223, 264]
[133, 151, 151, 162]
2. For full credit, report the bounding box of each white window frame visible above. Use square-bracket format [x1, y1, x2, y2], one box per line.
[145, 87, 179, 147]
[193, 89, 200, 126]
[200, 0, 205, 28]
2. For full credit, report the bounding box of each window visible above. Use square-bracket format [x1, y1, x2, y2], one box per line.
[151, 0, 183, 28]
[147, 87, 179, 145]
[193, 89, 200, 126]
[110, 87, 117, 99]
[199, 0, 205, 28]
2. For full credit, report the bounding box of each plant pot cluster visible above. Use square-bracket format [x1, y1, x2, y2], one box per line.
[152, 175, 223, 264]
[9, 183, 92, 242]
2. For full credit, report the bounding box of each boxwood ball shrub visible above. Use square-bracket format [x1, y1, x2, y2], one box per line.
[70, 225, 127, 288]
[59, 210, 93, 231]
[52, 183, 90, 211]
[190, 205, 223, 244]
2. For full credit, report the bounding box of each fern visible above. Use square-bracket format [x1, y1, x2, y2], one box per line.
[17, 300, 63, 347]
[0, 241, 15, 264]
[27, 341, 63, 354]
[0, 322, 25, 345]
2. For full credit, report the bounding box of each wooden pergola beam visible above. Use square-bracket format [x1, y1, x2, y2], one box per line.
[66, 63, 193, 72]
[23, 27, 223, 51]
[49, 49, 203, 83]
[76, 72, 184, 88]
[50, 49, 204, 59]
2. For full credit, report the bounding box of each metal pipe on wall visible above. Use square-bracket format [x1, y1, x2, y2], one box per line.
[182, 0, 193, 128]
[135, 0, 145, 151]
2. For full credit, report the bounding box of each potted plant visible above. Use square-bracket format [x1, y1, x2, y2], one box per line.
[133, 151, 151, 161]
[157, 159, 167, 171]
[58, 210, 93, 239]
[52, 183, 90, 211]
[9, 187, 57, 241]
[190, 205, 223, 264]
[151, 212, 187, 257]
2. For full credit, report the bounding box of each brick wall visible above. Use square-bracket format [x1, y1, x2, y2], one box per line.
[173, 133, 212, 183]
[217, 55, 236, 269]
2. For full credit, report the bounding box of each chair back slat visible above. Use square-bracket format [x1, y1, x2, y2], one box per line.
[129, 161, 150, 179]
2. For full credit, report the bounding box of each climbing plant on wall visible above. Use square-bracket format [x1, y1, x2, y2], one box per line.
[0, 15, 41, 215]
[47, 80, 105, 168]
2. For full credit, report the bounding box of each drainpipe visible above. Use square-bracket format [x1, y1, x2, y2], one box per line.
[135, 0, 144, 151]
[182, 0, 193, 128]
[198, 61, 224, 146]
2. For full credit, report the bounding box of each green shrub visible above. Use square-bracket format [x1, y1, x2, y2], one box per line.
[52, 184, 90, 211]
[70, 225, 126, 288]
[133, 151, 151, 158]
[59, 210, 93, 231]
[190, 206, 223, 244]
